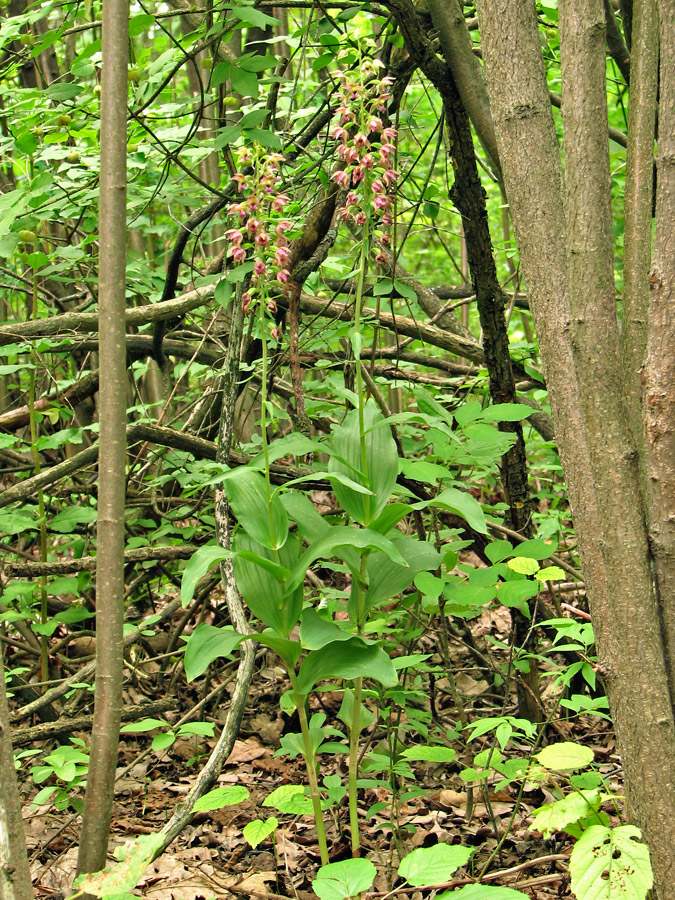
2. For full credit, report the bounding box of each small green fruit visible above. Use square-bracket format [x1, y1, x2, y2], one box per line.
[19, 230, 37, 244]
[56, 113, 72, 127]
[93, 84, 101, 95]
[31, 126, 43, 138]
[200, 57, 213, 70]
[20, 33, 35, 46]
[66, 150, 80, 164]
[222, 96, 239, 109]
[127, 68, 141, 83]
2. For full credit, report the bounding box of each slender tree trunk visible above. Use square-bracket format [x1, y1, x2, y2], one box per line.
[475, 1, 675, 894]
[643, 0, 675, 699]
[0, 645, 34, 900]
[76, 0, 129, 879]
[621, 0, 658, 452]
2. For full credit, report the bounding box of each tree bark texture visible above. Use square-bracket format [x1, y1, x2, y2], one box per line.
[621, 0, 658, 450]
[76, 0, 129, 879]
[476, 0, 675, 894]
[643, 0, 675, 700]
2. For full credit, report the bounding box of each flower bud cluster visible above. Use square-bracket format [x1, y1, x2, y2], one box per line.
[330, 63, 400, 265]
[224, 146, 293, 327]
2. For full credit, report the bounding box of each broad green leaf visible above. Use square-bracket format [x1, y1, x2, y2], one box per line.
[250, 432, 325, 467]
[243, 817, 278, 848]
[337, 688, 375, 732]
[286, 526, 407, 593]
[233, 532, 302, 635]
[300, 607, 354, 650]
[296, 638, 397, 694]
[401, 746, 456, 763]
[263, 783, 313, 814]
[75, 834, 164, 897]
[570, 825, 652, 900]
[497, 579, 539, 612]
[50, 507, 97, 532]
[535, 742, 595, 771]
[415, 388, 454, 426]
[213, 124, 241, 147]
[507, 557, 540, 576]
[481, 403, 533, 422]
[229, 4, 281, 27]
[256, 629, 302, 669]
[364, 534, 441, 610]
[0, 511, 39, 535]
[282, 491, 330, 541]
[183, 624, 243, 682]
[415, 571, 444, 600]
[440, 886, 532, 900]
[530, 790, 602, 837]
[313, 859, 376, 900]
[226, 468, 287, 550]
[399, 844, 473, 886]
[181, 545, 232, 607]
[485, 540, 514, 563]
[193, 785, 249, 812]
[328, 401, 399, 525]
[426, 488, 488, 534]
[231, 64, 258, 97]
[536, 565, 566, 582]
[510, 538, 554, 560]
[369, 502, 413, 535]
[120, 718, 169, 733]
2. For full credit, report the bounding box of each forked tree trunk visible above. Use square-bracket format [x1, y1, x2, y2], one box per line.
[475, 0, 675, 895]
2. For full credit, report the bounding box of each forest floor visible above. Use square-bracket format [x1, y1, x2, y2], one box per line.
[13, 581, 619, 900]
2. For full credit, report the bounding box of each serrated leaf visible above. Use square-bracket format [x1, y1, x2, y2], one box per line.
[570, 825, 652, 900]
[399, 844, 473, 886]
[535, 742, 595, 771]
[313, 859, 376, 900]
[193, 785, 249, 812]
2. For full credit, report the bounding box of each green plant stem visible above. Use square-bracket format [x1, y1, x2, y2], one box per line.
[348, 674, 363, 855]
[347, 560, 369, 855]
[294, 690, 330, 865]
[353, 218, 371, 523]
[26, 263, 49, 684]
[259, 304, 276, 548]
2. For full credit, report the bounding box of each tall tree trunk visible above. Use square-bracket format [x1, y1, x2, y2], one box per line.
[643, 0, 675, 700]
[475, 0, 675, 895]
[76, 0, 129, 879]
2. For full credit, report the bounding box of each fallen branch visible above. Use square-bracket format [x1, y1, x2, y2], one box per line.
[10, 698, 179, 748]
[5, 545, 198, 577]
